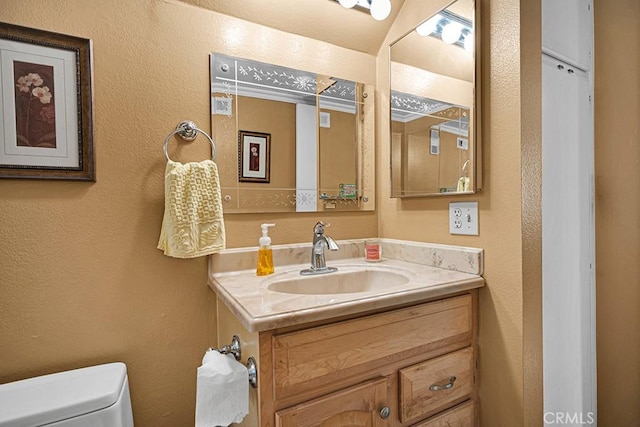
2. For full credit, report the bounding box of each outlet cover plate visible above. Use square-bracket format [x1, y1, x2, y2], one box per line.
[449, 202, 479, 235]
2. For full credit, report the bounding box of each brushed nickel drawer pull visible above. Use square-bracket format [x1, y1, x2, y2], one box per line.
[429, 376, 457, 391]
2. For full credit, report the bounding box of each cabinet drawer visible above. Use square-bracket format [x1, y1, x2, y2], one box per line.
[275, 377, 388, 427]
[411, 400, 474, 427]
[272, 295, 472, 401]
[399, 347, 473, 423]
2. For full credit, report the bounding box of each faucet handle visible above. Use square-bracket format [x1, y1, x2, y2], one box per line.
[313, 221, 330, 234]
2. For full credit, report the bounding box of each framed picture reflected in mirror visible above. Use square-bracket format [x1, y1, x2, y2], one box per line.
[238, 130, 270, 183]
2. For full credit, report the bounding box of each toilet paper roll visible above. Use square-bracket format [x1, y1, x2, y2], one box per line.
[195, 350, 248, 427]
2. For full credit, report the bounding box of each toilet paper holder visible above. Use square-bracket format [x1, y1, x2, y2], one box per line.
[208, 335, 258, 388]
[210, 335, 242, 360]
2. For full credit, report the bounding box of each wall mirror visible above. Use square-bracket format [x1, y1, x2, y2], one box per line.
[210, 53, 375, 213]
[390, 0, 480, 197]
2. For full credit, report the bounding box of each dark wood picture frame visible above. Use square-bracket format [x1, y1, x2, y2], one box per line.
[238, 130, 271, 183]
[0, 22, 94, 181]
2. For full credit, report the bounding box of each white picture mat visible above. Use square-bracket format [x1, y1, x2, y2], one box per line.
[0, 38, 79, 168]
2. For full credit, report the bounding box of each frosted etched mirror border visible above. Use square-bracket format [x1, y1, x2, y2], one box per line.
[211, 53, 375, 213]
[389, 0, 481, 197]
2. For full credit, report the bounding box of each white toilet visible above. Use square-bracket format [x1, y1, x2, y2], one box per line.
[0, 362, 134, 426]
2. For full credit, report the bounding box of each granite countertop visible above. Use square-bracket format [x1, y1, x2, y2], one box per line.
[208, 239, 484, 332]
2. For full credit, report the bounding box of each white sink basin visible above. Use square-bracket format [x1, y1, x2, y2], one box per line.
[266, 268, 411, 295]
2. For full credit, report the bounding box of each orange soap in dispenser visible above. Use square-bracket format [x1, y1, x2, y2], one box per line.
[256, 223, 276, 276]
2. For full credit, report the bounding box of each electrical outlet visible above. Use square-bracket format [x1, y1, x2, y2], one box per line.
[456, 137, 469, 150]
[449, 202, 479, 235]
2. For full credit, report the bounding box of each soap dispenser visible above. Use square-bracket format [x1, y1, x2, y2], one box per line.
[256, 223, 275, 276]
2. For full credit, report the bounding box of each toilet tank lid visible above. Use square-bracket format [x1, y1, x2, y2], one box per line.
[0, 362, 128, 427]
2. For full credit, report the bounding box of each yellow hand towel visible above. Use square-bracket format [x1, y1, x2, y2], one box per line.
[157, 160, 226, 258]
[456, 176, 470, 192]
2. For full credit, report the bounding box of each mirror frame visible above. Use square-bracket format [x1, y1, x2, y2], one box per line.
[389, 0, 481, 198]
[210, 53, 376, 213]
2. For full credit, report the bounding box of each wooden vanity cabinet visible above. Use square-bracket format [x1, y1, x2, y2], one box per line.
[256, 291, 478, 426]
[275, 377, 390, 426]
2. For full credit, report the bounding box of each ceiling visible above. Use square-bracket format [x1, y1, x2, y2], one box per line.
[180, 0, 406, 55]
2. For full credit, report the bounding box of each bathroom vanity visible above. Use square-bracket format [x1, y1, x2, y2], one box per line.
[208, 239, 483, 426]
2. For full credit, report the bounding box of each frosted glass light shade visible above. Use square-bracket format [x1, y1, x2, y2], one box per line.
[441, 22, 463, 44]
[416, 16, 439, 36]
[464, 33, 474, 53]
[370, 0, 391, 20]
[339, 0, 358, 8]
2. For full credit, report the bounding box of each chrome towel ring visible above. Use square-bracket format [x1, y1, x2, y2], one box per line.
[163, 120, 217, 162]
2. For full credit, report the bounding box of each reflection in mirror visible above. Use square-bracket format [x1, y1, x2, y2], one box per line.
[211, 53, 374, 213]
[390, 0, 479, 197]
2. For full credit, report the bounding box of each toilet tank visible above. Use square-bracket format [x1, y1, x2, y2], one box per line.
[0, 362, 134, 427]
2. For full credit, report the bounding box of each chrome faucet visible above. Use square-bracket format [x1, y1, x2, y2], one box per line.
[300, 221, 339, 275]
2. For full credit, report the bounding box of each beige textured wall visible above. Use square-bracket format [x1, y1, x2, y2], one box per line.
[594, 0, 640, 424]
[379, 0, 540, 425]
[391, 32, 475, 83]
[391, 60, 474, 107]
[319, 109, 357, 192]
[238, 96, 296, 190]
[393, 118, 466, 195]
[520, 0, 543, 424]
[0, 1, 376, 426]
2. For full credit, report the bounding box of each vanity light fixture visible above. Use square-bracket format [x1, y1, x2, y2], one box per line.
[416, 16, 439, 36]
[441, 22, 464, 44]
[416, 10, 473, 51]
[338, 0, 358, 7]
[463, 33, 474, 53]
[336, 0, 392, 21]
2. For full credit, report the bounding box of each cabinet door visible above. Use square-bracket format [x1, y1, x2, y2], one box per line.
[542, 0, 592, 69]
[411, 400, 474, 427]
[275, 377, 389, 427]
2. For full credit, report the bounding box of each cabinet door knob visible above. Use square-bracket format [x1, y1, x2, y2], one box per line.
[379, 406, 391, 419]
[429, 376, 457, 391]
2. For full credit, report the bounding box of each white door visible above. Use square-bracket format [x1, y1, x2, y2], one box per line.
[542, 0, 592, 69]
[296, 103, 318, 212]
[542, 52, 595, 425]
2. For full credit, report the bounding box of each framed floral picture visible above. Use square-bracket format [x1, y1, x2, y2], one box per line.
[0, 22, 94, 180]
[238, 130, 270, 183]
